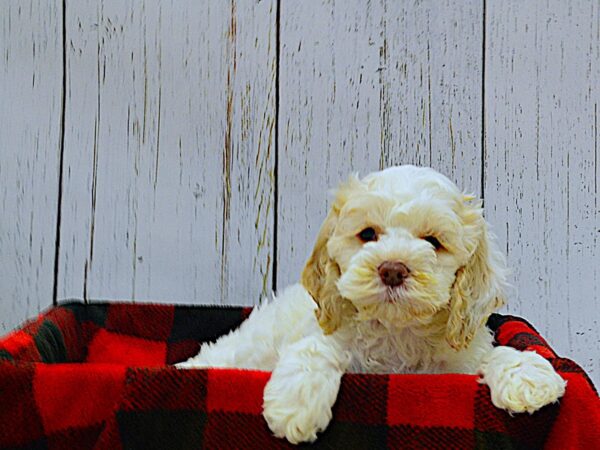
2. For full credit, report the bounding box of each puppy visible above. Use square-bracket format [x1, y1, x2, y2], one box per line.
[177, 165, 566, 444]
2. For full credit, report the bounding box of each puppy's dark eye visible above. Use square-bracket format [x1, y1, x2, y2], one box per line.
[423, 235, 443, 250]
[357, 227, 378, 243]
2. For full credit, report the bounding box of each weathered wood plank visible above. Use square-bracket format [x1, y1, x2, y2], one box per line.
[58, 0, 276, 306]
[485, 0, 599, 385]
[376, 0, 484, 191]
[0, 1, 63, 332]
[277, 0, 483, 287]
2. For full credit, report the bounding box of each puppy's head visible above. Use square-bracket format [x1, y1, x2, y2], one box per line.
[301, 165, 506, 350]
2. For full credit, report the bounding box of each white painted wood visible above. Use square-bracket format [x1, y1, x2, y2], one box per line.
[485, 0, 599, 386]
[277, 0, 483, 288]
[58, 0, 276, 306]
[0, 1, 62, 332]
[375, 0, 484, 192]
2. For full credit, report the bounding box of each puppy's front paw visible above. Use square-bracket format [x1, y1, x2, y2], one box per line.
[479, 346, 566, 414]
[263, 369, 341, 444]
[263, 394, 331, 444]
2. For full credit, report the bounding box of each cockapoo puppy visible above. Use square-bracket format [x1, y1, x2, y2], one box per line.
[178, 165, 566, 444]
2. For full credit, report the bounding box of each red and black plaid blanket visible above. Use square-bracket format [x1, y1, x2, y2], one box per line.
[0, 301, 598, 449]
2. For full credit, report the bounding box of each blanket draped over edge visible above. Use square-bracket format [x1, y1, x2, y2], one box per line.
[0, 301, 598, 449]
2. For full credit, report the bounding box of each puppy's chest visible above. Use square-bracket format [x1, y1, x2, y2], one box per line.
[342, 324, 447, 374]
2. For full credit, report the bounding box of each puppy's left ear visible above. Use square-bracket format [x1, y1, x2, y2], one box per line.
[446, 201, 507, 350]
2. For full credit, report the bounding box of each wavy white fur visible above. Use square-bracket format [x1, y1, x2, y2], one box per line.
[178, 165, 566, 444]
[479, 346, 566, 414]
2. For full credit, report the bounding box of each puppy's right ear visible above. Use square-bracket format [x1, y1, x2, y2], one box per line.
[301, 205, 355, 335]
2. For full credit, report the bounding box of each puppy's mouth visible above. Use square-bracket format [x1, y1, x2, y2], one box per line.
[339, 268, 437, 305]
[383, 285, 408, 303]
[382, 270, 435, 298]
[348, 276, 446, 327]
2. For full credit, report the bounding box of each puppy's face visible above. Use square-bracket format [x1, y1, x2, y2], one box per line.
[302, 166, 506, 350]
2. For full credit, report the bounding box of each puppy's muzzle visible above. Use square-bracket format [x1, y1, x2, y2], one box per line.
[378, 261, 410, 287]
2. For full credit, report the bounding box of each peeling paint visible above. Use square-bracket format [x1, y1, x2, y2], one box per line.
[220, 0, 237, 301]
[154, 84, 161, 190]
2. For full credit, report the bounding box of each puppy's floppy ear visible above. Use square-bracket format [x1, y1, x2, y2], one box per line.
[446, 201, 506, 350]
[301, 179, 360, 335]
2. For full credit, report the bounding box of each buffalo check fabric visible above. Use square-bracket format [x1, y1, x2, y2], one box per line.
[0, 302, 598, 449]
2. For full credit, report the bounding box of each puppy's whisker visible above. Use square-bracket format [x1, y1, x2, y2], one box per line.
[410, 271, 436, 286]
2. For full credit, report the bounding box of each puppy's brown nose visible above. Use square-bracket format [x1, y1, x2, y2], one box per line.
[378, 261, 410, 287]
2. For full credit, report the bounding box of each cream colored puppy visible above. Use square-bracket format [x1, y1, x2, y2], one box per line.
[178, 165, 566, 444]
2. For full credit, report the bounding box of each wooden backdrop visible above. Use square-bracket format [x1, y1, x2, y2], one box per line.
[1, 0, 597, 386]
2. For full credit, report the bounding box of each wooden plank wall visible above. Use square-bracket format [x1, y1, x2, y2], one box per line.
[485, 0, 599, 383]
[1, 1, 597, 384]
[58, 0, 276, 306]
[0, 1, 63, 332]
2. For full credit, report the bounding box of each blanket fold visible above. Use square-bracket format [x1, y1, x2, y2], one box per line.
[0, 302, 598, 449]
